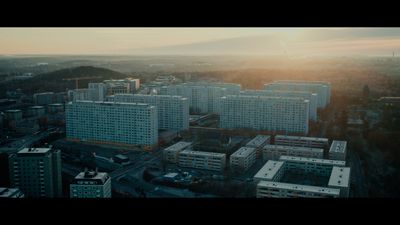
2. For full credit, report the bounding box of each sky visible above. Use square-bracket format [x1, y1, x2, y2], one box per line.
[1, 28, 400, 56]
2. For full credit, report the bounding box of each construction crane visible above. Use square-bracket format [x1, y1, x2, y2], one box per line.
[62, 76, 102, 89]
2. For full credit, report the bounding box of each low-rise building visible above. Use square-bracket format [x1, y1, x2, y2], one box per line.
[178, 150, 226, 171]
[230, 147, 256, 172]
[274, 135, 329, 149]
[163, 141, 192, 164]
[245, 135, 271, 158]
[257, 181, 340, 198]
[329, 140, 347, 161]
[70, 170, 111, 198]
[0, 187, 24, 198]
[263, 144, 324, 161]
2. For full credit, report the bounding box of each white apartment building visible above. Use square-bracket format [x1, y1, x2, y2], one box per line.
[263, 144, 324, 161]
[107, 94, 189, 131]
[70, 170, 111, 198]
[178, 150, 226, 171]
[245, 135, 271, 158]
[253, 160, 285, 183]
[329, 140, 347, 161]
[68, 89, 90, 101]
[264, 81, 330, 108]
[240, 89, 318, 121]
[159, 82, 241, 114]
[274, 135, 329, 149]
[88, 83, 107, 101]
[65, 101, 158, 147]
[230, 147, 256, 172]
[328, 166, 351, 197]
[254, 156, 350, 198]
[279, 155, 346, 177]
[219, 95, 309, 135]
[163, 141, 192, 163]
[257, 181, 340, 198]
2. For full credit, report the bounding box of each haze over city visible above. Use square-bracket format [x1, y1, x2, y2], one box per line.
[1, 28, 400, 56]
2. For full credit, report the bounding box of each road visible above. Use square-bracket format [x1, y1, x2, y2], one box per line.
[348, 148, 369, 197]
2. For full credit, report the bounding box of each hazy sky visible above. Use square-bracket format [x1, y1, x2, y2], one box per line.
[1, 28, 400, 55]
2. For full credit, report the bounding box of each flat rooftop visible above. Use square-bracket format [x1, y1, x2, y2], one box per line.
[263, 144, 324, 153]
[275, 135, 329, 143]
[279, 155, 346, 167]
[74, 171, 110, 184]
[164, 142, 192, 153]
[0, 187, 22, 197]
[180, 149, 226, 158]
[257, 181, 340, 196]
[246, 135, 271, 148]
[18, 147, 52, 154]
[328, 166, 351, 188]
[231, 147, 256, 158]
[71, 100, 153, 108]
[254, 160, 284, 181]
[329, 140, 347, 154]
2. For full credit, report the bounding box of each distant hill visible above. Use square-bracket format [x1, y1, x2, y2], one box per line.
[0, 66, 129, 97]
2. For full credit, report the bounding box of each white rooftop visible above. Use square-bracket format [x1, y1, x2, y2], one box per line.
[246, 135, 271, 148]
[164, 141, 192, 153]
[164, 173, 179, 178]
[254, 160, 284, 181]
[329, 140, 347, 154]
[279, 155, 346, 167]
[180, 150, 226, 158]
[258, 181, 340, 196]
[18, 147, 52, 154]
[328, 166, 351, 188]
[263, 144, 324, 153]
[230, 147, 256, 158]
[275, 135, 329, 143]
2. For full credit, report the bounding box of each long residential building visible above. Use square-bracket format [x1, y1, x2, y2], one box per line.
[219, 95, 309, 135]
[230, 147, 256, 172]
[264, 81, 330, 108]
[163, 141, 192, 163]
[257, 181, 340, 198]
[159, 82, 241, 114]
[9, 148, 62, 198]
[106, 94, 189, 131]
[263, 144, 324, 161]
[274, 135, 329, 149]
[329, 140, 347, 161]
[178, 150, 226, 171]
[66, 101, 158, 147]
[240, 89, 318, 121]
[280, 155, 346, 177]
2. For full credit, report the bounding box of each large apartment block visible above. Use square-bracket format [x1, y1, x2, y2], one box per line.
[240, 89, 318, 121]
[66, 101, 158, 146]
[274, 135, 329, 149]
[263, 144, 324, 161]
[219, 95, 309, 134]
[264, 81, 331, 108]
[106, 94, 189, 131]
[163, 141, 192, 163]
[230, 147, 256, 172]
[70, 170, 112, 198]
[9, 148, 62, 198]
[178, 150, 226, 171]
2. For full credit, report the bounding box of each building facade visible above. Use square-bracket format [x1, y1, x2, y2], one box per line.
[178, 150, 226, 171]
[264, 81, 330, 108]
[66, 101, 158, 146]
[163, 141, 192, 163]
[274, 135, 329, 149]
[240, 89, 318, 121]
[230, 147, 256, 172]
[263, 144, 324, 161]
[8, 148, 62, 198]
[107, 94, 189, 131]
[219, 95, 309, 134]
[245, 135, 271, 159]
[70, 170, 111, 198]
